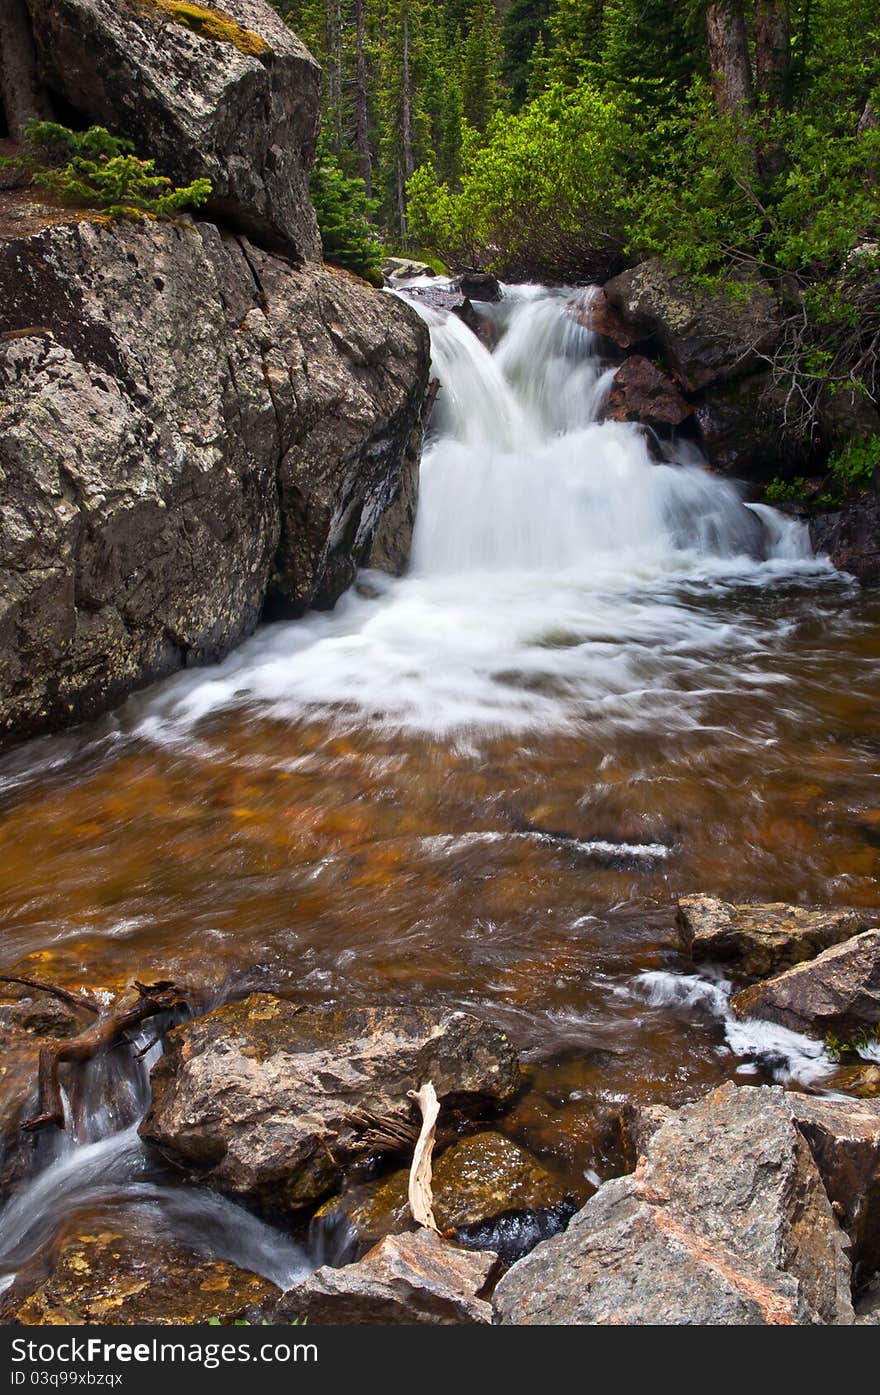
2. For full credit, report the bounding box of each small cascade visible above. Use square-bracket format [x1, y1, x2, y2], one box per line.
[0, 1033, 310, 1296]
[125, 280, 828, 743]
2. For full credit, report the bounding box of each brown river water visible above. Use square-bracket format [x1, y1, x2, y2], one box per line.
[1, 284, 878, 1285]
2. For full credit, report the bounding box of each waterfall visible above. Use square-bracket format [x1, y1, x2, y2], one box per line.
[130, 282, 827, 743]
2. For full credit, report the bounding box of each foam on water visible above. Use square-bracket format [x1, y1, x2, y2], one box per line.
[631, 969, 835, 1087]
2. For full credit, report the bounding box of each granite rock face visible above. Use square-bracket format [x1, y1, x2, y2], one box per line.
[25, 0, 322, 260]
[0, 216, 428, 748]
[493, 1083, 853, 1326]
[141, 997, 521, 1213]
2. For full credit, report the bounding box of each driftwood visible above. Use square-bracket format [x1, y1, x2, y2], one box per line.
[0, 975, 101, 1016]
[406, 1081, 440, 1232]
[14, 979, 188, 1132]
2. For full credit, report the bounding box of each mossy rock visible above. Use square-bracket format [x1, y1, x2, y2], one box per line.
[139, 1, 270, 57]
[6, 1220, 278, 1324]
[315, 1131, 574, 1252]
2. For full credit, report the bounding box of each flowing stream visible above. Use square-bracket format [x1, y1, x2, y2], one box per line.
[1, 284, 879, 1293]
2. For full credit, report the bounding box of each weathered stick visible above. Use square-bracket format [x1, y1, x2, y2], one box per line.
[0, 975, 101, 1017]
[406, 1081, 440, 1233]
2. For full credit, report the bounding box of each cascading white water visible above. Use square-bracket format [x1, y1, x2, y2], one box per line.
[0, 1031, 310, 1295]
[132, 281, 827, 744]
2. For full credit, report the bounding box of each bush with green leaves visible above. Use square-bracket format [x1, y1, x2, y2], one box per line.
[310, 147, 384, 286]
[3, 121, 212, 219]
[407, 82, 641, 281]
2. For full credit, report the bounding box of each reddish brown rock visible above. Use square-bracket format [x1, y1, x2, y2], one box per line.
[271, 1229, 497, 1325]
[605, 355, 693, 429]
[788, 1094, 880, 1283]
[732, 929, 880, 1037]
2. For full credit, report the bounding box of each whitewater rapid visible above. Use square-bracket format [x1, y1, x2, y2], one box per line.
[132, 282, 830, 745]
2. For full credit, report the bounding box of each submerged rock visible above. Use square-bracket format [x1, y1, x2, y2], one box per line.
[314, 1131, 573, 1259]
[493, 1083, 853, 1326]
[0, 216, 428, 748]
[141, 998, 521, 1213]
[677, 895, 870, 978]
[270, 1229, 497, 1325]
[26, 0, 321, 261]
[732, 928, 880, 1037]
[5, 1221, 278, 1325]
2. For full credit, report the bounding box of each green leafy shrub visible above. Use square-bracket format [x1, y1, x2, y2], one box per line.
[3, 121, 212, 220]
[827, 433, 880, 495]
[407, 82, 641, 280]
[310, 146, 384, 286]
[765, 476, 809, 504]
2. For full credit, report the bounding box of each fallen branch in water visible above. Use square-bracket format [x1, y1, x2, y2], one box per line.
[407, 1080, 440, 1233]
[20, 979, 188, 1132]
[0, 974, 101, 1017]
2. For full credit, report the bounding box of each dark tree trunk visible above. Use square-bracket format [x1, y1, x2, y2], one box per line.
[755, 0, 791, 112]
[705, 1, 754, 119]
[401, 9, 414, 181]
[354, 0, 372, 198]
[0, 0, 52, 138]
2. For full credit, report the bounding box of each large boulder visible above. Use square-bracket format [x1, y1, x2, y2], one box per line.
[602, 260, 781, 393]
[25, 0, 321, 261]
[4, 1218, 278, 1324]
[314, 1131, 573, 1259]
[732, 928, 880, 1038]
[677, 895, 870, 979]
[692, 371, 812, 478]
[788, 1095, 880, 1285]
[269, 1229, 497, 1325]
[493, 1083, 853, 1325]
[810, 496, 880, 585]
[141, 997, 521, 1213]
[0, 214, 428, 748]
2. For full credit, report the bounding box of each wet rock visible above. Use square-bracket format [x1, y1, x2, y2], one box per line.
[0, 981, 92, 1201]
[604, 355, 693, 430]
[788, 1094, 880, 1283]
[494, 1083, 853, 1325]
[454, 273, 502, 303]
[26, 0, 321, 261]
[732, 928, 880, 1037]
[603, 260, 781, 393]
[677, 895, 870, 978]
[141, 998, 521, 1213]
[383, 257, 436, 281]
[315, 1131, 572, 1258]
[5, 1222, 278, 1325]
[692, 371, 810, 478]
[810, 497, 880, 585]
[832, 1062, 880, 1098]
[270, 1229, 497, 1325]
[0, 217, 428, 748]
[569, 289, 640, 349]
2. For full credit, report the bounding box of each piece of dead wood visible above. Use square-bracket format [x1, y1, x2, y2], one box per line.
[0, 975, 101, 1017]
[406, 1080, 440, 1233]
[21, 980, 188, 1132]
[346, 1107, 421, 1154]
